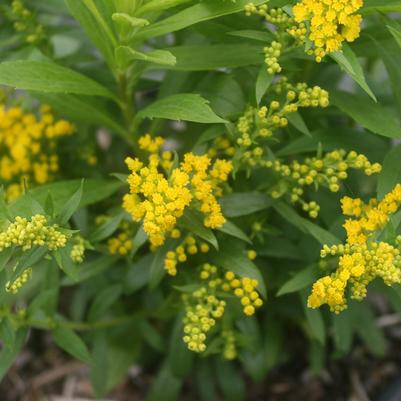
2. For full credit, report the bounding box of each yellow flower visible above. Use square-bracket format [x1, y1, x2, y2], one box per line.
[123, 143, 232, 247]
[309, 185, 401, 313]
[293, 0, 363, 61]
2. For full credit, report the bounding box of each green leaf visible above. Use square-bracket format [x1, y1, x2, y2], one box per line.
[116, 46, 176, 68]
[211, 247, 267, 298]
[362, 0, 401, 13]
[331, 44, 376, 101]
[149, 244, 169, 289]
[215, 359, 246, 401]
[65, 0, 116, 66]
[88, 284, 123, 321]
[277, 265, 317, 296]
[168, 316, 194, 377]
[10, 179, 123, 217]
[255, 65, 273, 105]
[332, 310, 353, 354]
[274, 202, 340, 246]
[90, 333, 109, 398]
[137, 0, 192, 15]
[179, 209, 219, 250]
[147, 363, 183, 401]
[53, 327, 92, 364]
[287, 112, 311, 137]
[220, 192, 274, 217]
[195, 359, 218, 401]
[301, 290, 326, 345]
[135, 0, 268, 40]
[0, 248, 13, 273]
[57, 180, 83, 225]
[37, 93, 128, 140]
[0, 61, 116, 99]
[217, 221, 252, 244]
[377, 144, 401, 199]
[388, 25, 401, 48]
[0, 317, 15, 350]
[112, 13, 149, 28]
[124, 254, 152, 294]
[163, 44, 263, 71]
[0, 329, 28, 381]
[137, 94, 227, 124]
[331, 91, 401, 139]
[89, 213, 124, 242]
[351, 302, 386, 356]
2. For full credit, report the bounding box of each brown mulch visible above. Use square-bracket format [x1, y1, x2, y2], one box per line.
[2, 319, 401, 401]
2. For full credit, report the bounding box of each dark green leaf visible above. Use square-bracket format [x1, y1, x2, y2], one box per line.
[220, 192, 274, 217]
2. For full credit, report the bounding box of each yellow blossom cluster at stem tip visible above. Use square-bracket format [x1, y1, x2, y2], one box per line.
[164, 234, 210, 276]
[182, 263, 263, 354]
[265, 149, 381, 218]
[237, 80, 329, 166]
[6, 267, 32, 294]
[0, 101, 74, 200]
[308, 184, 401, 313]
[123, 135, 232, 247]
[0, 215, 67, 252]
[70, 236, 86, 263]
[293, 0, 363, 62]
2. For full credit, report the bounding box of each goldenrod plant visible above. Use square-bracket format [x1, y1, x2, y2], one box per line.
[0, 0, 401, 399]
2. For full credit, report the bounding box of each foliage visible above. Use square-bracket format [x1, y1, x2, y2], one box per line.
[1, 0, 401, 399]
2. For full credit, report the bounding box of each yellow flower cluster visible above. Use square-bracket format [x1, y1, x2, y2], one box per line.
[8, 0, 45, 44]
[182, 286, 226, 353]
[6, 267, 32, 294]
[236, 81, 329, 169]
[164, 235, 210, 276]
[0, 102, 74, 200]
[108, 232, 133, 255]
[341, 184, 401, 245]
[222, 329, 237, 360]
[293, 0, 363, 61]
[265, 149, 381, 218]
[0, 215, 67, 252]
[207, 136, 235, 159]
[123, 137, 232, 247]
[245, 3, 307, 74]
[70, 236, 86, 263]
[222, 271, 263, 316]
[308, 185, 401, 313]
[201, 264, 263, 316]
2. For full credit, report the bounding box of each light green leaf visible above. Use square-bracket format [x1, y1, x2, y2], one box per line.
[331, 91, 401, 139]
[137, 94, 227, 124]
[277, 265, 317, 296]
[89, 213, 124, 242]
[65, 0, 116, 66]
[255, 65, 273, 105]
[0, 329, 28, 381]
[0, 317, 16, 350]
[211, 248, 267, 298]
[135, 0, 268, 40]
[362, 0, 401, 13]
[53, 327, 92, 364]
[377, 144, 401, 199]
[274, 202, 340, 246]
[220, 192, 274, 217]
[287, 112, 311, 137]
[331, 44, 376, 101]
[10, 179, 123, 217]
[162, 44, 263, 71]
[88, 284, 123, 321]
[0, 61, 116, 99]
[116, 46, 176, 68]
[57, 181, 83, 225]
[218, 221, 252, 244]
[179, 209, 219, 250]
